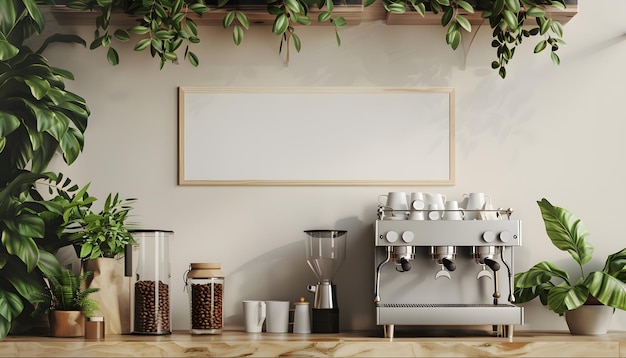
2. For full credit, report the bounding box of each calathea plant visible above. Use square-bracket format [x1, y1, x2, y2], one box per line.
[514, 199, 626, 315]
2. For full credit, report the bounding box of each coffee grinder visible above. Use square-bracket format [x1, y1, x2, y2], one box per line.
[304, 230, 347, 333]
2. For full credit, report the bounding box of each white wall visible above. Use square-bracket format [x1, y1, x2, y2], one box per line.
[42, 0, 626, 333]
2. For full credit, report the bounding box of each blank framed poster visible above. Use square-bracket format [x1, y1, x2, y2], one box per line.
[178, 87, 455, 186]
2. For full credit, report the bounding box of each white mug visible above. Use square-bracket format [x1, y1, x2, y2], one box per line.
[265, 301, 290, 333]
[443, 200, 464, 221]
[424, 193, 446, 211]
[427, 204, 441, 220]
[410, 192, 425, 210]
[378, 192, 408, 218]
[243, 300, 266, 333]
[408, 210, 425, 220]
[464, 193, 491, 220]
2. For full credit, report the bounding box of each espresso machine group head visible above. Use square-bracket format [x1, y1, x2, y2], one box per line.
[304, 230, 347, 333]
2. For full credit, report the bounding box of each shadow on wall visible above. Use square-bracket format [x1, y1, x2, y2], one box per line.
[224, 216, 376, 331]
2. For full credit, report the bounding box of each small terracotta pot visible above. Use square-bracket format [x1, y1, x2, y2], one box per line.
[49, 310, 86, 337]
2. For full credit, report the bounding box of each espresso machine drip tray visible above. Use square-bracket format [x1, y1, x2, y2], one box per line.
[377, 303, 523, 326]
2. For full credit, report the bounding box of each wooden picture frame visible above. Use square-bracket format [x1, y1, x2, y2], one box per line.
[178, 87, 455, 186]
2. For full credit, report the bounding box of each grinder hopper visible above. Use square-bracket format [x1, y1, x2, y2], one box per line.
[304, 230, 347, 333]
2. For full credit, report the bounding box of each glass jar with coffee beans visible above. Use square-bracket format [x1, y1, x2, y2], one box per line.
[130, 230, 173, 335]
[184, 263, 224, 334]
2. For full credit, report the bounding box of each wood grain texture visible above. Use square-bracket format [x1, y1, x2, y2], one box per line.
[1, 331, 624, 357]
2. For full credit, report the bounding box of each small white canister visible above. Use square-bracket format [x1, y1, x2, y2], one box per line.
[292, 297, 311, 334]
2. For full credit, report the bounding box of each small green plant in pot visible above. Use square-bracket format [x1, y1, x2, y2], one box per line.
[514, 198, 626, 334]
[46, 269, 99, 337]
[68, 191, 137, 259]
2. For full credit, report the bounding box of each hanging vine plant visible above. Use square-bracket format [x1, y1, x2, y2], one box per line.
[64, 0, 569, 77]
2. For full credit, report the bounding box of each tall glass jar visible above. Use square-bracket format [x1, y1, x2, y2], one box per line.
[184, 263, 224, 334]
[130, 230, 172, 335]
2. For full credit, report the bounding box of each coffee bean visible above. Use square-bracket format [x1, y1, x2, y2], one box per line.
[134, 280, 170, 333]
[190, 282, 223, 330]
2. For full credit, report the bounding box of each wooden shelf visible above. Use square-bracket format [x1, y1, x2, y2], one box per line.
[386, 5, 578, 26]
[50, 3, 577, 28]
[50, 4, 366, 27]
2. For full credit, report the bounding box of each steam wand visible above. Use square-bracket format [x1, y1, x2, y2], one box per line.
[374, 246, 391, 303]
[484, 258, 501, 305]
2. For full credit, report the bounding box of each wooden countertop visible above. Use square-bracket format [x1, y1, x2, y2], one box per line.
[1, 330, 625, 357]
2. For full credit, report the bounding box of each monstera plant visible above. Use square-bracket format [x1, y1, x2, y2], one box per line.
[0, 0, 94, 338]
[61, 0, 569, 77]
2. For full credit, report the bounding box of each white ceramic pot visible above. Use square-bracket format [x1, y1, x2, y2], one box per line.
[564, 305, 614, 335]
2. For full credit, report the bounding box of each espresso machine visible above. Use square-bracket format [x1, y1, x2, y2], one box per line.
[374, 204, 523, 339]
[305, 230, 347, 333]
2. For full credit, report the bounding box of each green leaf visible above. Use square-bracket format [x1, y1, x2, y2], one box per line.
[441, 7, 453, 26]
[550, 1, 565, 10]
[526, 6, 545, 17]
[515, 261, 570, 289]
[188, 52, 199, 67]
[318, 11, 332, 22]
[446, 29, 461, 50]
[385, 2, 406, 13]
[134, 38, 151, 51]
[0, 37, 20, 61]
[456, 16, 472, 32]
[333, 16, 347, 28]
[223, 11, 235, 28]
[106, 48, 119, 66]
[551, 21, 563, 38]
[233, 25, 244, 45]
[534, 40, 547, 53]
[551, 51, 560, 65]
[286, 0, 301, 13]
[293, 32, 302, 52]
[456, 0, 474, 13]
[1, 230, 39, 272]
[504, 0, 520, 12]
[502, 9, 518, 30]
[0, 112, 20, 137]
[128, 25, 150, 35]
[547, 284, 588, 314]
[537, 199, 593, 267]
[0, 290, 24, 323]
[585, 271, 626, 311]
[236, 11, 250, 30]
[603, 248, 626, 280]
[114, 29, 131, 42]
[272, 14, 289, 35]
[24, 76, 51, 100]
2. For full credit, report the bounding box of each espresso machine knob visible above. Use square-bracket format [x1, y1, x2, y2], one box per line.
[482, 231, 496, 243]
[385, 231, 399, 243]
[401, 231, 414, 243]
[499, 231, 512, 243]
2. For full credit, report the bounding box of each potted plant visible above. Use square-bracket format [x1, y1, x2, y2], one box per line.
[514, 198, 626, 334]
[0, 0, 94, 339]
[65, 192, 137, 334]
[67, 191, 137, 260]
[45, 269, 99, 337]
